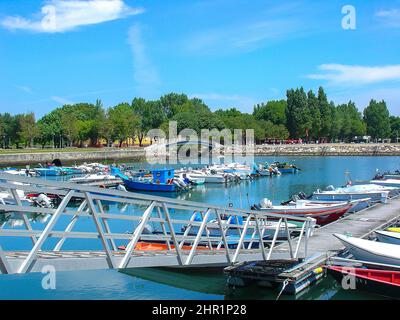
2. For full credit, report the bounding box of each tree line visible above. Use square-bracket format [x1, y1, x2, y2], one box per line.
[0, 87, 399, 149]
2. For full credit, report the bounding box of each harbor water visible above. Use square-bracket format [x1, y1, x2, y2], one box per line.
[1, 156, 399, 300]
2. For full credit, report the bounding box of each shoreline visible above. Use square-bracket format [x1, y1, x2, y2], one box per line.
[1, 143, 400, 166]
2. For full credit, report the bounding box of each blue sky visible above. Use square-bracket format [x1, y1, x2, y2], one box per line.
[0, 0, 399, 118]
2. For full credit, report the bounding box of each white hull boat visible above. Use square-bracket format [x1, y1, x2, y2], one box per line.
[334, 234, 400, 266]
[370, 179, 400, 188]
[313, 184, 390, 204]
[69, 173, 120, 184]
[189, 171, 228, 183]
[375, 230, 400, 245]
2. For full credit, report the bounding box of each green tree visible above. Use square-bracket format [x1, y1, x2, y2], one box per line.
[390, 116, 400, 142]
[286, 87, 312, 139]
[253, 100, 287, 126]
[18, 112, 38, 147]
[318, 87, 333, 141]
[363, 100, 391, 140]
[307, 90, 321, 140]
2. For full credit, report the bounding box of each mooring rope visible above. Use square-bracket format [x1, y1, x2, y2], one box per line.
[276, 279, 289, 301]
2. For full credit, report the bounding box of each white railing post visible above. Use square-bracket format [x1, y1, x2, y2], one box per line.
[294, 221, 306, 258]
[232, 213, 252, 263]
[157, 206, 172, 250]
[85, 192, 115, 269]
[185, 209, 211, 266]
[119, 201, 156, 269]
[0, 244, 11, 274]
[254, 215, 268, 261]
[17, 191, 75, 274]
[53, 200, 87, 251]
[284, 218, 294, 259]
[9, 188, 37, 245]
[267, 218, 282, 260]
[161, 203, 183, 265]
[215, 209, 231, 264]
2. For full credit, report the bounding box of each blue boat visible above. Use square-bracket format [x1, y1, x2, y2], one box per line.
[112, 168, 180, 192]
[272, 162, 300, 174]
[34, 167, 66, 176]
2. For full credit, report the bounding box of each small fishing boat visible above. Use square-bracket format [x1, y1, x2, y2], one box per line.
[60, 167, 85, 175]
[177, 173, 205, 185]
[270, 161, 300, 174]
[115, 168, 186, 192]
[327, 266, 400, 299]
[34, 166, 67, 176]
[370, 179, 400, 188]
[334, 234, 400, 266]
[0, 189, 33, 206]
[375, 230, 400, 245]
[2, 168, 38, 177]
[313, 185, 390, 204]
[68, 172, 120, 184]
[252, 199, 354, 225]
[189, 170, 229, 184]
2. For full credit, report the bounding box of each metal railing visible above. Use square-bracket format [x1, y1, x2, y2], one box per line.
[0, 173, 315, 274]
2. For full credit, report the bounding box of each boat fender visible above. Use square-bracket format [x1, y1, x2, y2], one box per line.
[313, 267, 324, 275]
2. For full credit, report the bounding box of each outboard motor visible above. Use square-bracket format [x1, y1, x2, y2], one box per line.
[36, 194, 53, 208]
[260, 198, 273, 208]
[142, 224, 154, 235]
[116, 184, 127, 192]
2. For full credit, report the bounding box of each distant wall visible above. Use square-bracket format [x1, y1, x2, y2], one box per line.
[0, 149, 146, 166]
[252, 143, 400, 156]
[1, 143, 400, 166]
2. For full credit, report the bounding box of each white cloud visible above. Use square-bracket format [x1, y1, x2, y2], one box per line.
[127, 24, 160, 96]
[1, 0, 144, 33]
[14, 85, 33, 94]
[186, 19, 302, 54]
[375, 9, 400, 27]
[51, 96, 74, 105]
[307, 64, 400, 86]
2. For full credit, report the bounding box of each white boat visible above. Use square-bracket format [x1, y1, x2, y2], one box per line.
[0, 190, 33, 206]
[253, 198, 355, 225]
[2, 168, 38, 177]
[334, 234, 400, 266]
[189, 170, 228, 183]
[375, 230, 400, 245]
[69, 172, 120, 184]
[177, 173, 205, 185]
[313, 184, 390, 204]
[370, 179, 400, 188]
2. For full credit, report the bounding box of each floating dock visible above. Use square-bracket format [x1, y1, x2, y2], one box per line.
[224, 196, 400, 295]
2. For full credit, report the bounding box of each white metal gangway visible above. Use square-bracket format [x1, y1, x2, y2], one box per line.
[0, 173, 315, 275]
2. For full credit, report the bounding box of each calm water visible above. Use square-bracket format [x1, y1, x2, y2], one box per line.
[1, 156, 399, 300]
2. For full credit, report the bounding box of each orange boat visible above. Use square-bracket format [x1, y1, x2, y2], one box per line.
[118, 242, 212, 251]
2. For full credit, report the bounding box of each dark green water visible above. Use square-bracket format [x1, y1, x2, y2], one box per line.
[0, 156, 399, 300]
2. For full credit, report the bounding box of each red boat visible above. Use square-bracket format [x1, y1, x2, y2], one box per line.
[327, 266, 400, 299]
[255, 201, 354, 225]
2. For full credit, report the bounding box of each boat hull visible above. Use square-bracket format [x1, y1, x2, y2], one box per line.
[123, 178, 177, 192]
[375, 230, 400, 245]
[334, 234, 400, 266]
[258, 203, 352, 225]
[327, 266, 400, 299]
[313, 191, 389, 204]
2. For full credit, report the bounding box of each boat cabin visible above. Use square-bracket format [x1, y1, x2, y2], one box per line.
[152, 169, 174, 184]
